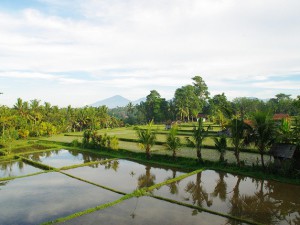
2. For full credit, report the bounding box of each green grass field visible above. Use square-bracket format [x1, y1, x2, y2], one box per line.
[34, 122, 267, 166]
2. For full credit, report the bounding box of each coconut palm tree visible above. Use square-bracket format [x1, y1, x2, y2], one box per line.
[251, 112, 276, 169]
[186, 118, 209, 162]
[228, 118, 251, 166]
[136, 120, 156, 159]
[165, 125, 181, 159]
[213, 135, 227, 162]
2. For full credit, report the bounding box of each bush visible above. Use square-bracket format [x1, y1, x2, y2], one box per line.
[110, 136, 119, 150]
[71, 139, 80, 147]
[18, 129, 29, 139]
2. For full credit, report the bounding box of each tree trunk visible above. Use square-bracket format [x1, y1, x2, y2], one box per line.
[173, 150, 176, 160]
[234, 150, 240, 166]
[197, 149, 202, 162]
[220, 153, 224, 162]
[260, 153, 265, 169]
[146, 145, 151, 160]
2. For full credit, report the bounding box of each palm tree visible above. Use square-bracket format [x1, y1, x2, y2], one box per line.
[228, 118, 251, 166]
[165, 125, 181, 159]
[136, 120, 156, 159]
[251, 112, 276, 169]
[186, 118, 209, 162]
[213, 135, 227, 162]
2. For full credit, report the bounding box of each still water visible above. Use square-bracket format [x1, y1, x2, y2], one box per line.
[1, 148, 299, 225]
[0, 160, 42, 178]
[153, 170, 300, 225]
[23, 149, 108, 168]
[59, 196, 245, 225]
[0, 172, 121, 225]
[64, 159, 185, 193]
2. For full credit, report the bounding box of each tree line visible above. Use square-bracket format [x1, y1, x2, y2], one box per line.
[110, 76, 300, 125]
[0, 98, 123, 146]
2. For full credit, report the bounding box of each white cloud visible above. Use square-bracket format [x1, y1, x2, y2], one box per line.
[0, 0, 299, 106]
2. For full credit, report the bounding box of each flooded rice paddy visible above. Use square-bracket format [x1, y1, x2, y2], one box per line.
[0, 160, 42, 178]
[63, 159, 185, 193]
[59, 196, 243, 225]
[0, 148, 299, 225]
[22, 149, 108, 168]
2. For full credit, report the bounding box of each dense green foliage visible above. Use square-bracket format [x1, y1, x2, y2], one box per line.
[1, 75, 299, 173]
[0, 100, 123, 147]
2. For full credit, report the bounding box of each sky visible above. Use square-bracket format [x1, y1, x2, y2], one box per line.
[0, 0, 299, 107]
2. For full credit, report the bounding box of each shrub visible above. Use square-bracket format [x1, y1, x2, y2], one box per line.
[71, 139, 80, 147]
[18, 129, 30, 139]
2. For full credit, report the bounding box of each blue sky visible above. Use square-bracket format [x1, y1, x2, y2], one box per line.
[0, 0, 299, 107]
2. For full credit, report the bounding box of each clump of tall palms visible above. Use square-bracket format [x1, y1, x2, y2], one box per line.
[136, 120, 157, 160]
[165, 125, 181, 160]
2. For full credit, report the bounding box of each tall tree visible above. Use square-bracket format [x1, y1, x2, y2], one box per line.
[174, 85, 200, 122]
[145, 90, 165, 122]
[192, 76, 210, 101]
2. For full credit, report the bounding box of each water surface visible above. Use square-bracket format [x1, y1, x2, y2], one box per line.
[0, 160, 42, 178]
[153, 170, 300, 225]
[59, 196, 244, 225]
[64, 159, 185, 193]
[23, 149, 107, 168]
[0, 172, 121, 225]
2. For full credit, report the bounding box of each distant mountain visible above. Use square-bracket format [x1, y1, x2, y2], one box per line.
[132, 97, 146, 105]
[90, 95, 146, 108]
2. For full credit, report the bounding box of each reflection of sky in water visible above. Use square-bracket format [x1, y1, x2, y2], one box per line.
[0, 160, 42, 178]
[61, 196, 238, 225]
[24, 149, 106, 168]
[153, 170, 300, 225]
[0, 172, 121, 225]
[64, 159, 186, 193]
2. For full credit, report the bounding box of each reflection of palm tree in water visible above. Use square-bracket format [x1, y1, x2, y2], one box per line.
[165, 169, 180, 195]
[103, 160, 119, 171]
[212, 172, 227, 201]
[137, 165, 156, 190]
[185, 172, 212, 209]
[1, 160, 24, 177]
[228, 175, 246, 225]
[228, 177, 276, 225]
